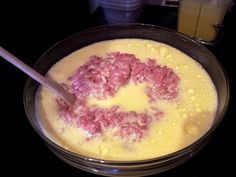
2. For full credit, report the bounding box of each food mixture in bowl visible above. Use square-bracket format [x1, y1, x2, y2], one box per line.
[36, 39, 217, 160]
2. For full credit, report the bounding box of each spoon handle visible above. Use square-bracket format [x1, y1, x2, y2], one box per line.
[0, 47, 75, 106]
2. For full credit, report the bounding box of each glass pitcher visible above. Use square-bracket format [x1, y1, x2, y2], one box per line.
[178, 0, 233, 43]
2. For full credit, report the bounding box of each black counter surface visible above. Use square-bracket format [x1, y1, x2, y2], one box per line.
[0, 1, 235, 176]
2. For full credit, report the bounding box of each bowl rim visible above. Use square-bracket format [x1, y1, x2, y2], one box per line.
[23, 23, 230, 164]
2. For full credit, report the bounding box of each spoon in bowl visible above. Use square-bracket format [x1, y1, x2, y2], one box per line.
[0, 47, 76, 106]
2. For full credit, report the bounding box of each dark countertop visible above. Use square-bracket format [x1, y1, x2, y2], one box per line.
[0, 1, 235, 176]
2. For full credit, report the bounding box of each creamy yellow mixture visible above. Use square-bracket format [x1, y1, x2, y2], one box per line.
[36, 39, 217, 160]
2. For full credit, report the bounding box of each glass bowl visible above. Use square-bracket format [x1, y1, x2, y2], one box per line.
[23, 24, 229, 176]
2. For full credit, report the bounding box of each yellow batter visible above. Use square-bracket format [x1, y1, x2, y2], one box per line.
[36, 39, 217, 160]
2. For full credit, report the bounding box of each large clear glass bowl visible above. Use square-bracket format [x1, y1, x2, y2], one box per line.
[23, 24, 229, 176]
